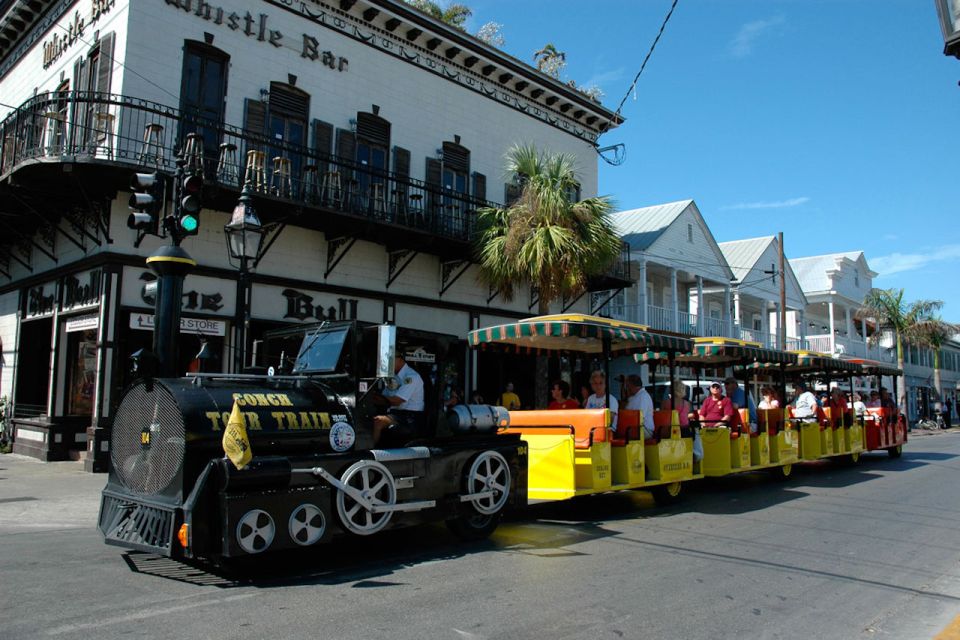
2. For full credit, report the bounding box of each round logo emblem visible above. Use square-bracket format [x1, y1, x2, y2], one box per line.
[329, 421, 356, 452]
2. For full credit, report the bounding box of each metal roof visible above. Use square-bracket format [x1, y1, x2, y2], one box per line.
[611, 199, 694, 251]
[718, 236, 776, 283]
[789, 251, 867, 293]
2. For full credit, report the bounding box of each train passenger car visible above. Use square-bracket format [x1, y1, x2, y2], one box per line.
[468, 314, 698, 504]
[841, 358, 907, 457]
[98, 321, 527, 563]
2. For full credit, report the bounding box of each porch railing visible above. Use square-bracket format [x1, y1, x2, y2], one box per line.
[0, 91, 500, 242]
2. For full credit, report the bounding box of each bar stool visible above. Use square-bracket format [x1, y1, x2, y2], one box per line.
[302, 164, 320, 203]
[216, 142, 239, 186]
[243, 150, 267, 192]
[41, 111, 65, 155]
[369, 182, 386, 218]
[137, 123, 164, 167]
[182, 133, 204, 175]
[408, 193, 424, 227]
[271, 156, 292, 198]
[2, 134, 16, 171]
[320, 170, 341, 206]
[93, 112, 116, 159]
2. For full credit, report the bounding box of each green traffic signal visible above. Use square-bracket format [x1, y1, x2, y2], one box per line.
[179, 213, 199, 233]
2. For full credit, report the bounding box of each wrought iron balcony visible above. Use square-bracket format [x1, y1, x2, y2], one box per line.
[0, 91, 500, 252]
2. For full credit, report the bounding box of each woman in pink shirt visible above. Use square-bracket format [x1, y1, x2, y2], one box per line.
[660, 379, 693, 427]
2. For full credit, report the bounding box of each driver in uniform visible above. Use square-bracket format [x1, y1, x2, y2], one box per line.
[373, 354, 425, 447]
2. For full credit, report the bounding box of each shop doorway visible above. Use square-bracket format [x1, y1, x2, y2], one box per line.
[14, 318, 52, 417]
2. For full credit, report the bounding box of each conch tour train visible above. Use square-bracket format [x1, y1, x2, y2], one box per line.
[99, 315, 907, 564]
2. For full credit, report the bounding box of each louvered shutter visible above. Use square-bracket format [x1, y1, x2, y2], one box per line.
[95, 32, 115, 95]
[73, 57, 89, 148]
[335, 128, 355, 179]
[393, 146, 411, 212]
[243, 98, 267, 161]
[425, 157, 442, 221]
[311, 119, 333, 171]
[472, 172, 486, 203]
[504, 182, 521, 206]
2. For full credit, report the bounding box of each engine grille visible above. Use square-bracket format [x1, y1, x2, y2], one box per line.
[99, 491, 176, 556]
[111, 381, 185, 496]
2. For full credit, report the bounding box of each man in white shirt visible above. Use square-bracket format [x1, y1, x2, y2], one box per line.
[584, 370, 618, 431]
[373, 354, 425, 446]
[623, 373, 655, 439]
[793, 380, 819, 422]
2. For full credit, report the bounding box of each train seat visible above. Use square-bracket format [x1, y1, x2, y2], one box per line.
[506, 409, 610, 449]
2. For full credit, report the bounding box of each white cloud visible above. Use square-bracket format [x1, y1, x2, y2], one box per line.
[583, 67, 626, 91]
[872, 244, 960, 277]
[720, 197, 810, 211]
[730, 16, 785, 58]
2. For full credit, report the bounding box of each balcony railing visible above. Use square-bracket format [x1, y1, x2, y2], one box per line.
[0, 91, 500, 243]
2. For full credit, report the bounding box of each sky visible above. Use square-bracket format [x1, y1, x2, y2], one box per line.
[460, 0, 960, 320]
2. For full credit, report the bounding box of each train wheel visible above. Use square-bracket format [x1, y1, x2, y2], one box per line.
[447, 512, 501, 542]
[336, 460, 397, 536]
[887, 444, 903, 459]
[769, 463, 793, 481]
[847, 451, 861, 465]
[235, 509, 276, 554]
[288, 503, 326, 546]
[651, 481, 683, 506]
[448, 451, 512, 542]
[463, 451, 512, 515]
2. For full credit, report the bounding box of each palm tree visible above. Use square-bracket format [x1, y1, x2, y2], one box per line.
[858, 288, 943, 415]
[406, 0, 472, 30]
[476, 144, 622, 405]
[533, 43, 566, 78]
[908, 314, 960, 401]
[475, 144, 622, 315]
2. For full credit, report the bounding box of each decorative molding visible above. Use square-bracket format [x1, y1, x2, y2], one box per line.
[263, 0, 602, 143]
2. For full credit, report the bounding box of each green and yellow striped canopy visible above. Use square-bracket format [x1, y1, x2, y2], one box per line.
[635, 337, 797, 367]
[840, 357, 901, 377]
[468, 314, 693, 356]
[788, 350, 863, 374]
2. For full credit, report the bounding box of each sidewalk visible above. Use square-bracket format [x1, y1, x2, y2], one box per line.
[0, 453, 104, 532]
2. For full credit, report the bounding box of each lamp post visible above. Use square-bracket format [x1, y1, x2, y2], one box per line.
[936, 0, 960, 58]
[224, 183, 265, 373]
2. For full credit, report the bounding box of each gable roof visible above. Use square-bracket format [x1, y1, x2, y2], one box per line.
[789, 251, 873, 293]
[611, 199, 693, 251]
[718, 236, 776, 284]
[719, 235, 807, 308]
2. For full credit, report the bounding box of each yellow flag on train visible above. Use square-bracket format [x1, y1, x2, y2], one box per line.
[222, 401, 252, 470]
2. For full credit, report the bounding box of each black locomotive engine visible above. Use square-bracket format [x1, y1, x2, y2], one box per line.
[98, 321, 527, 562]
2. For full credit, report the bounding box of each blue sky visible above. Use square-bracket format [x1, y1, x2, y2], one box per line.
[462, 0, 959, 320]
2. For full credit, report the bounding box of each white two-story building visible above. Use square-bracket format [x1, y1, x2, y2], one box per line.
[0, 0, 627, 464]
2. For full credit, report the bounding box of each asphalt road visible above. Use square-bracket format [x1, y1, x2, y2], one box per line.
[2, 432, 960, 640]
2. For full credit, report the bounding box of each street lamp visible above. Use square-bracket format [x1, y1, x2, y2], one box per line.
[936, 0, 960, 58]
[224, 183, 264, 373]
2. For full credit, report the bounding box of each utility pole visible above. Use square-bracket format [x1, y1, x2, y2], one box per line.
[778, 231, 787, 349]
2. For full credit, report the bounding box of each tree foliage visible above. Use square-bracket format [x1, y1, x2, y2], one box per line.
[475, 144, 621, 314]
[406, 0, 472, 30]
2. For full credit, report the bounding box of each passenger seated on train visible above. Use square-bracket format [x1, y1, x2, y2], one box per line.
[699, 381, 736, 428]
[879, 388, 896, 411]
[660, 379, 695, 429]
[548, 380, 581, 410]
[792, 380, 819, 422]
[724, 376, 758, 433]
[852, 392, 867, 417]
[758, 386, 781, 410]
[584, 370, 618, 431]
[623, 373, 654, 439]
[828, 388, 849, 427]
[866, 391, 881, 408]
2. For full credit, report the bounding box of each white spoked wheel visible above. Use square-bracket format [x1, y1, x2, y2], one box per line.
[336, 460, 397, 536]
[464, 451, 511, 516]
[288, 503, 326, 546]
[235, 509, 276, 554]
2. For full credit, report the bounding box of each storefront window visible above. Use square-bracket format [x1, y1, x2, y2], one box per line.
[66, 329, 97, 415]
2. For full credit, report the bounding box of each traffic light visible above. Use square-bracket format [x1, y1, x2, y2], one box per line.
[127, 172, 163, 231]
[177, 173, 202, 237]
